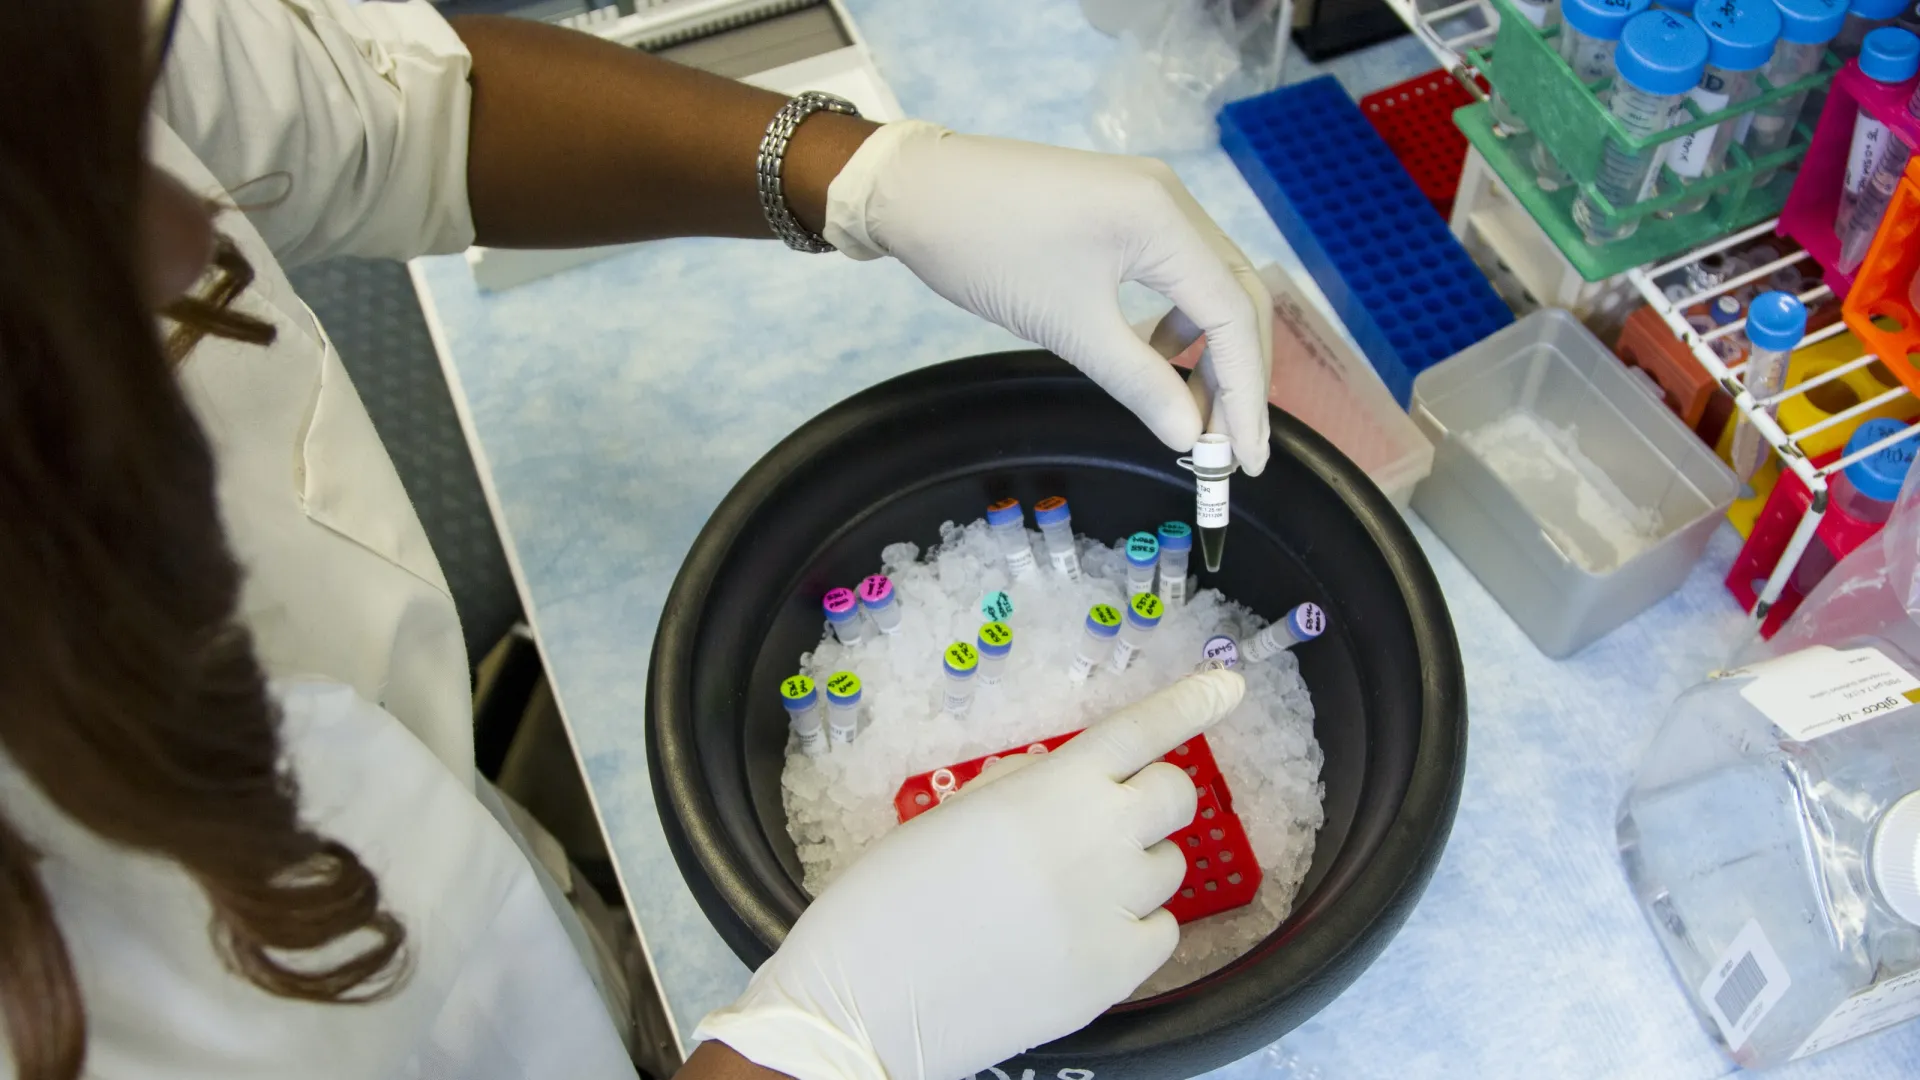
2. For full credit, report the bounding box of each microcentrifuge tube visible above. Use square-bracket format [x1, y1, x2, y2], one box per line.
[1108, 592, 1165, 674]
[980, 589, 1014, 623]
[975, 621, 1014, 685]
[986, 498, 1037, 580]
[942, 642, 980, 718]
[1070, 604, 1123, 682]
[1197, 634, 1239, 673]
[1181, 434, 1237, 574]
[824, 671, 862, 747]
[1157, 522, 1193, 605]
[1033, 496, 1081, 580]
[822, 587, 864, 647]
[1243, 603, 1328, 663]
[858, 574, 903, 635]
[1123, 532, 1159, 597]
[780, 674, 828, 757]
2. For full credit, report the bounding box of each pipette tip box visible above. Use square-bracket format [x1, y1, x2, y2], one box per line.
[1220, 75, 1513, 406]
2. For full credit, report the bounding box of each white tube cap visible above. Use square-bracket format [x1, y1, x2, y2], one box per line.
[1190, 433, 1235, 471]
[1873, 790, 1920, 925]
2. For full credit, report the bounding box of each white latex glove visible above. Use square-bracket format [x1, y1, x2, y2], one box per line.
[693, 669, 1248, 1080]
[825, 121, 1275, 476]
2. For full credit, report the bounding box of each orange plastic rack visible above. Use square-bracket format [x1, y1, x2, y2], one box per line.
[1844, 157, 1920, 391]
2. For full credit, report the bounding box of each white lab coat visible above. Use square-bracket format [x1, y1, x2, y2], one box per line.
[0, 1, 635, 1075]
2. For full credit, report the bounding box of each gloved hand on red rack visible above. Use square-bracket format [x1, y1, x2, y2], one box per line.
[692, 669, 1247, 1080]
[824, 121, 1274, 476]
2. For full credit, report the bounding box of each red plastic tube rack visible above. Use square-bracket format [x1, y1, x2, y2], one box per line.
[893, 731, 1262, 923]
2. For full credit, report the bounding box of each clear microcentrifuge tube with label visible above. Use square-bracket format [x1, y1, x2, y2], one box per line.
[1836, 29, 1920, 274]
[942, 642, 980, 718]
[1180, 434, 1237, 574]
[1109, 592, 1165, 673]
[780, 674, 828, 757]
[986, 498, 1037, 580]
[1658, 0, 1782, 217]
[1243, 603, 1328, 662]
[822, 587, 864, 647]
[1033, 496, 1081, 581]
[1124, 532, 1159, 597]
[1743, 0, 1848, 187]
[1573, 12, 1710, 246]
[1069, 604, 1123, 682]
[1157, 522, 1193, 605]
[1532, 0, 1650, 192]
[980, 589, 1014, 624]
[1197, 634, 1240, 673]
[1731, 291, 1810, 482]
[976, 622, 1014, 685]
[824, 671, 862, 747]
[859, 574, 903, 636]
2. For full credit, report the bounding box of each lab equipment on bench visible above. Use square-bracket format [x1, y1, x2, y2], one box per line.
[1788, 417, 1918, 593]
[1659, 0, 1785, 216]
[986, 499, 1037, 579]
[1573, 12, 1712, 245]
[860, 573, 903, 635]
[1619, 641, 1920, 1066]
[1835, 29, 1920, 272]
[1532, 0, 1651, 192]
[1182, 435, 1236, 573]
[1745, 0, 1849, 188]
[1731, 291, 1812, 482]
[1157, 521, 1193, 605]
[1033, 496, 1081, 580]
[1070, 604, 1123, 682]
[781, 674, 829, 757]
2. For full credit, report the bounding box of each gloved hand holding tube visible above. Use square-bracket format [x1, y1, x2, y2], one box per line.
[693, 669, 1249, 1080]
[824, 121, 1274, 477]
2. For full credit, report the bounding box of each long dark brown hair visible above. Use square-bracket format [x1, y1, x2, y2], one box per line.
[0, 3, 406, 1077]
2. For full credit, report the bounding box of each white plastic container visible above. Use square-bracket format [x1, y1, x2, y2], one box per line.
[1619, 641, 1920, 1067]
[1411, 309, 1737, 657]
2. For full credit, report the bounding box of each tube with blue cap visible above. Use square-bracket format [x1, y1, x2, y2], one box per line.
[1836, 28, 1920, 273]
[1731, 291, 1811, 483]
[1156, 522, 1193, 605]
[1243, 603, 1328, 662]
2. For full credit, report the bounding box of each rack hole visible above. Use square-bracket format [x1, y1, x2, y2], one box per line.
[914, 792, 930, 807]
[1196, 858, 1210, 870]
[1209, 828, 1225, 841]
[1228, 872, 1243, 885]
[1802, 378, 1860, 415]
[1201, 806, 1216, 819]
[1204, 880, 1219, 892]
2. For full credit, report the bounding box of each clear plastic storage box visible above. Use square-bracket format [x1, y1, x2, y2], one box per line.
[1410, 308, 1737, 657]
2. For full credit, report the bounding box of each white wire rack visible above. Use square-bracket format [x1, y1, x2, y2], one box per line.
[1624, 224, 1920, 625]
[1383, 0, 1498, 95]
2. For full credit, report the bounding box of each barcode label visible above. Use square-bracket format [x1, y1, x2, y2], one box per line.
[1700, 920, 1791, 1051]
[1715, 954, 1769, 1027]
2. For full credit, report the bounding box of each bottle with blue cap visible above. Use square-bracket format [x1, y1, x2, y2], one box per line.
[1068, 603, 1123, 682]
[1122, 531, 1159, 597]
[1836, 0, 1909, 56]
[1243, 602, 1329, 662]
[1489, 0, 1567, 135]
[1835, 28, 1920, 273]
[975, 621, 1015, 685]
[1789, 417, 1919, 593]
[1032, 496, 1080, 580]
[1730, 291, 1811, 482]
[985, 498, 1036, 580]
[1533, 0, 1655, 193]
[1745, 0, 1850, 185]
[1659, 0, 1784, 215]
[1108, 592, 1165, 673]
[1574, 11, 1712, 244]
[940, 641, 980, 718]
[1156, 521, 1193, 605]
[780, 673, 829, 757]
[824, 671, 864, 746]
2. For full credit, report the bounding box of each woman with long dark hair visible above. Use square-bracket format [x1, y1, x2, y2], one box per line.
[0, 2, 1262, 1077]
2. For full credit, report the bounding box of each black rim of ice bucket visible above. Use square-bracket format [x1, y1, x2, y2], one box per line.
[649, 351, 1466, 1075]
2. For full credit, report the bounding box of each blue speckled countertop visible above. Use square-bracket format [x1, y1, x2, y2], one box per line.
[408, 1, 1920, 1075]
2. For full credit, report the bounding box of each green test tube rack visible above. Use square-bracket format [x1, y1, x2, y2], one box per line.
[1457, 0, 1838, 281]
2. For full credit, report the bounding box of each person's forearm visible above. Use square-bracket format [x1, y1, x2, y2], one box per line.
[449, 15, 877, 249]
[677, 1040, 791, 1080]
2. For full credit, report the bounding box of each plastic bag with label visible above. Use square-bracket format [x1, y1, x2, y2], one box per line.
[1738, 456, 1920, 665]
[1087, 0, 1293, 155]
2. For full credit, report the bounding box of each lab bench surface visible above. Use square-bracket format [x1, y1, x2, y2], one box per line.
[406, 0, 1920, 1075]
